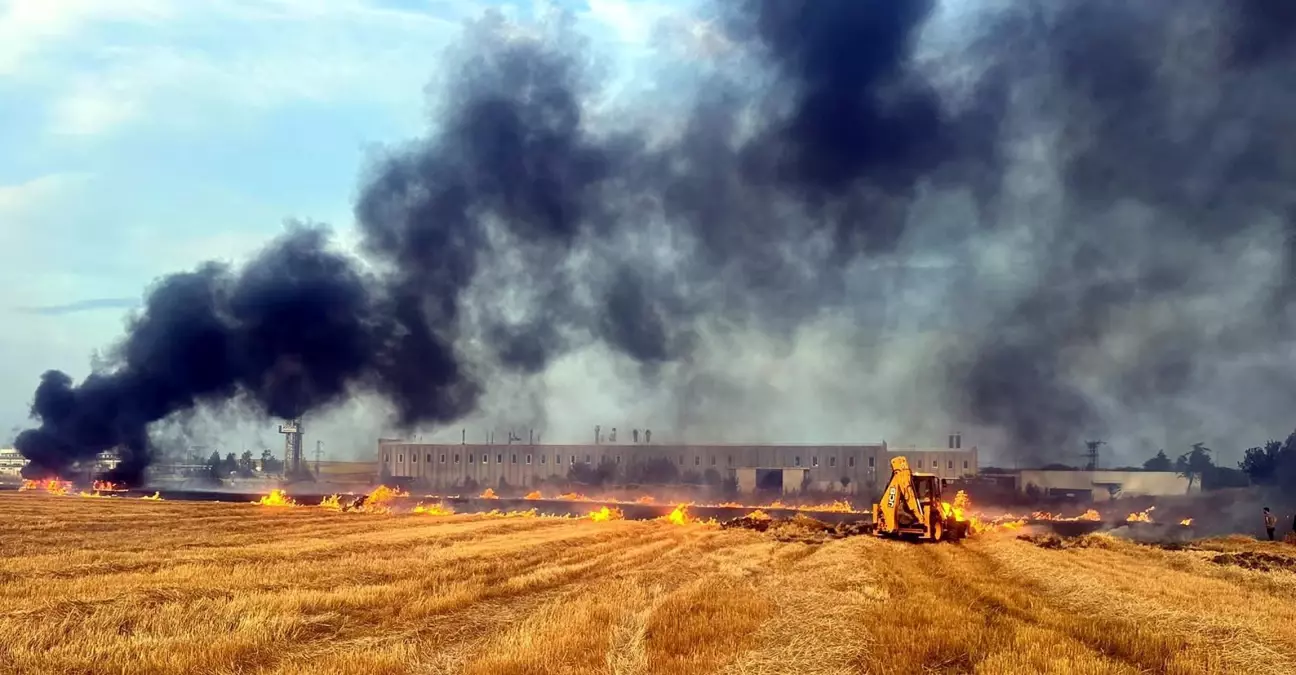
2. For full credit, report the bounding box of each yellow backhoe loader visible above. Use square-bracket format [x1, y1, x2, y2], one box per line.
[871, 456, 969, 542]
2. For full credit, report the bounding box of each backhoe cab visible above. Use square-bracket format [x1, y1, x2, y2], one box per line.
[871, 456, 969, 542]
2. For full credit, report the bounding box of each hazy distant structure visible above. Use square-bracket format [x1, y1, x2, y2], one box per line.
[278, 418, 306, 479]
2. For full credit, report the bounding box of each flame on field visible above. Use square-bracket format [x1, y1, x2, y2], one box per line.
[92, 480, 125, 492]
[663, 504, 690, 525]
[635, 495, 655, 504]
[140, 492, 162, 501]
[20, 478, 71, 495]
[414, 502, 455, 515]
[557, 492, 590, 501]
[480, 488, 499, 499]
[745, 509, 771, 521]
[1028, 509, 1101, 522]
[78, 491, 113, 498]
[1126, 506, 1155, 523]
[319, 495, 343, 510]
[588, 506, 624, 522]
[356, 485, 408, 514]
[1180, 518, 1193, 526]
[524, 491, 542, 500]
[255, 489, 297, 507]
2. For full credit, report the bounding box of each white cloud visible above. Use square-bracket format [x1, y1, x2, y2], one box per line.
[9, 0, 467, 138]
[0, 0, 174, 75]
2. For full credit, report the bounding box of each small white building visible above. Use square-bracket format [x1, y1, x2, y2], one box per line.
[1007, 469, 1192, 501]
[0, 448, 26, 476]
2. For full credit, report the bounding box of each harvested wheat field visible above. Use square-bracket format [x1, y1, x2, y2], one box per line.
[1, 493, 1294, 675]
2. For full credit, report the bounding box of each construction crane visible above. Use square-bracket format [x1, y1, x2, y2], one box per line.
[871, 456, 969, 542]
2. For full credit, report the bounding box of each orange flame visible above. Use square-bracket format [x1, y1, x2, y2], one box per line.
[140, 492, 162, 501]
[480, 488, 499, 499]
[78, 490, 112, 498]
[556, 492, 590, 501]
[588, 506, 624, 522]
[319, 495, 343, 511]
[1126, 506, 1155, 523]
[664, 504, 690, 525]
[801, 500, 856, 513]
[745, 509, 771, 521]
[255, 489, 297, 507]
[413, 502, 455, 515]
[92, 480, 125, 492]
[20, 478, 72, 495]
[523, 490, 542, 500]
[635, 495, 655, 504]
[1179, 518, 1193, 526]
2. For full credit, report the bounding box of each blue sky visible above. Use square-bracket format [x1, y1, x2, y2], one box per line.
[0, 0, 708, 441]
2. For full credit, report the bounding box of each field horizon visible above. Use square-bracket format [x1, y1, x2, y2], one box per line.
[1, 493, 1293, 674]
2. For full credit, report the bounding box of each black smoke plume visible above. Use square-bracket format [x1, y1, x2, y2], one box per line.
[16, 0, 1296, 481]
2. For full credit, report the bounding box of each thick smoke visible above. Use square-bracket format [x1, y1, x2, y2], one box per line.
[15, 0, 1296, 482]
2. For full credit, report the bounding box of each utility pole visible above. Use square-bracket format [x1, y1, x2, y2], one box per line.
[1083, 440, 1106, 471]
[314, 440, 324, 478]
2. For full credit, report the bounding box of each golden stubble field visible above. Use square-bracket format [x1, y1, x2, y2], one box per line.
[1, 493, 1294, 675]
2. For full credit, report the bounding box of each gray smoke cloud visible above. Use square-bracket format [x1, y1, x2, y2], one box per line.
[17, 0, 1296, 478]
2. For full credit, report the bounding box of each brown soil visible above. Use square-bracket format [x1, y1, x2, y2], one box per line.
[1211, 551, 1296, 572]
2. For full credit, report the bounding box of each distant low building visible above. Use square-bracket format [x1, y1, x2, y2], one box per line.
[377, 430, 979, 496]
[0, 448, 25, 476]
[984, 468, 1192, 501]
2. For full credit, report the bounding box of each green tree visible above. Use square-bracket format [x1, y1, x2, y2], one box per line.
[1239, 439, 1284, 484]
[238, 451, 255, 477]
[1174, 443, 1214, 492]
[1142, 449, 1173, 472]
[205, 451, 223, 484]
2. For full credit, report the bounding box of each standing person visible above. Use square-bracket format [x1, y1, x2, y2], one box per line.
[1264, 507, 1277, 541]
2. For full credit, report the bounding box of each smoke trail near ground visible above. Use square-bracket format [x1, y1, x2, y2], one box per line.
[14, 0, 1296, 483]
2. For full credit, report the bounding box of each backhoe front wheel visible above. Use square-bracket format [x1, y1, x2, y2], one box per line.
[931, 518, 944, 542]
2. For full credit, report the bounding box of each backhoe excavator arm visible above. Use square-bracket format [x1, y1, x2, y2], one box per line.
[873, 456, 926, 533]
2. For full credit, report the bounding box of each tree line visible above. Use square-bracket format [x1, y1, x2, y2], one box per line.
[1136, 430, 1296, 490]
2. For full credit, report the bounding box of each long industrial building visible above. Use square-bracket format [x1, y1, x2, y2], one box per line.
[377, 431, 979, 495]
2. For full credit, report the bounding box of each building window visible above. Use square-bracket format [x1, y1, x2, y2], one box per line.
[455, 454, 460, 463]
[727, 456, 732, 466]
[571, 456, 576, 465]
[812, 457, 818, 467]
[512, 454, 517, 464]
[679, 456, 684, 465]
[695, 456, 700, 466]
[383, 454, 388, 463]
[585, 455, 591, 464]
[483, 454, 489, 464]
[540, 454, 546, 464]
[398, 454, 403, 463]
[426, 454, 432, 463]
[526, 454, 532, 464]
[948, 460, 954, 470]
[468, 454, 474, 463]
[616, 455, 621, 464]
[917, 459, 923, 468]
[710, 456, 716, 466]
[830, 457, 836, 467]
[412, 454, 417, 463]
[964, 460, 969, 470]
[440, 454, 446, 463]
[850, 457, 856, 468]
[497, 454, 503, 464]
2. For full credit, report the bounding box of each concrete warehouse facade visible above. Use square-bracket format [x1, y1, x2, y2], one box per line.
[377, 433, 979, 495]
[985, 469, 1193, 501]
